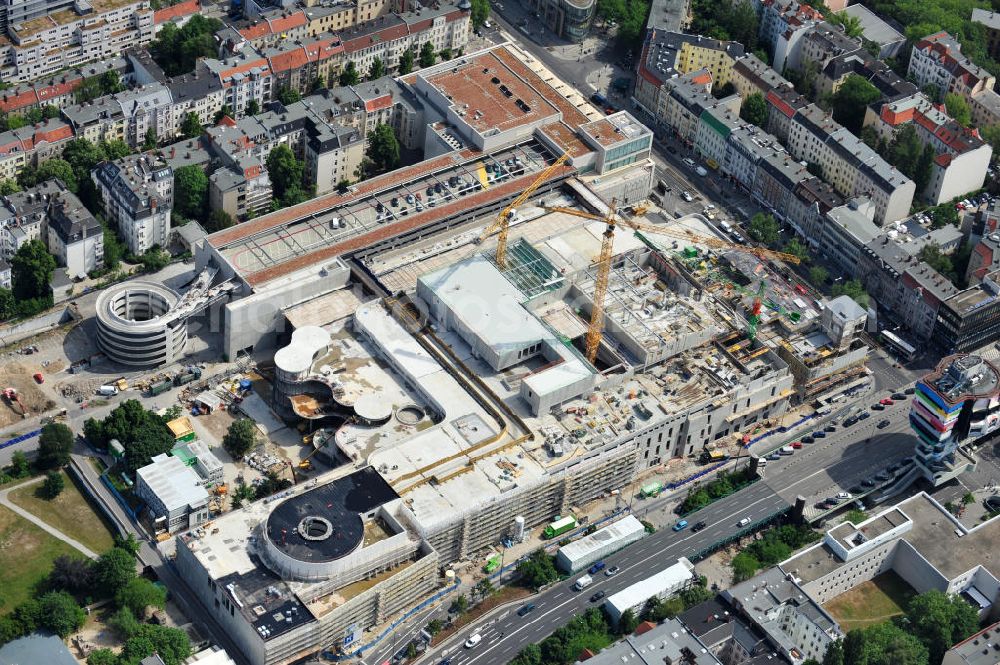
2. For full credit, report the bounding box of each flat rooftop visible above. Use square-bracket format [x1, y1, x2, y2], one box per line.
[208, 143, 568, 286]
[579, 111, 652, 148]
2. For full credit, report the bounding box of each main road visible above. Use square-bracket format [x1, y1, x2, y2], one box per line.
[418, 482, 790, 665]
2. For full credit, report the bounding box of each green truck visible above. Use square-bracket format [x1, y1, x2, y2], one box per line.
[148, 378, 173, 396]
[543, 515, 577, 539]
[483, 554, 501, 573]
[641, 481, 663, 498]
[174, 367, 202, 386]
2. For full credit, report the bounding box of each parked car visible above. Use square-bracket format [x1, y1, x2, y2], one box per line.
[837, 491, 853, 500]
[738, 517, 751, 527]
[813, 431, 826, 438]
[824, 425, 836, 432]
[33, 373, 43, 384]
[588, 561, 606, 574]
[877, 419, 891, 429]
[801, 436, 815, 444]
[767, 452, 781, 461]
[863, 479, 877, 487]
[904, 387, 916, 395]
[984, 496, 1000, 512]
[692, 521, 707, 532]
[892, 393, 906, 400]
[791, 441, 803, 449]
[780, 446, 794, 455]
[879, 398, 894, 406]
[872, 404, 885, 411]
[672, 519, 689, 532]
[858, 412, 871, 420]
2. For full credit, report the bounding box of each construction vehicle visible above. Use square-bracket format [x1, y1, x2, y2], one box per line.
[298, 459, 314, 471]
[112, 376, 128, 391]
[2, 388, 27, 417]
[478, 152, 569, 268]
[483, 553, 502, 573]
[543, 515, 577, 539]
[541, 202, 801, 358]
[148, 378, 173, 396]
[174, 367, 202, 386]
[640, 481, 663, 498]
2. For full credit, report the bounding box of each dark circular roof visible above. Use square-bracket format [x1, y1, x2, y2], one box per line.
[263, 467, 399, 564]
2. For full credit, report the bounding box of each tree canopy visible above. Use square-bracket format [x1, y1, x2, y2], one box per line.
[180, 112, 202, 139]
[83, 400, 174, 473]
[38, 591, 86, 637]
[173, 165, 209, 222]
[41, 471, 65, 499]
[420, 41, 437, 68]
[903, 590, 979, 664]
[11, 239, 55, 309]
[748, 212, 780, 246]
[150, 15, 224, 76]
[689, 0, 758, 51]
[94, 546, 137, 591]
[369, 57, 386, 80]
[116, 578, 167, 619]
[470, 0, 489, 27]
[515, 549, 560, 589]
[842, 622, 927, 665]
[741, 91, 769, 127]
[222, 418, 258, 459]
[365, 123, 401, 175]
[944, 93, 972, 127]
[887, 125, 935, 194]
[265, 144, 307, 209]
[339, 61, 360, 87]
[829, 75, 881, 135]
[832, 278, 870, 307]
[38, 422, 74, 469]
[399, 47, 416, 75]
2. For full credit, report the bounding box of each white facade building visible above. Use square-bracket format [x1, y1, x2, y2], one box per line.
[92, 154, 173, 255]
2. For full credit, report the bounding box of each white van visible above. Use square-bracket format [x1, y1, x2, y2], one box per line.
[465, 634, 482, 648]
[683, 157, 696, 168]
[97, 385, 118, 397]
[738, 517, 751, 527]
[574, 574, 594, 590]
[719, 220, 733, 234]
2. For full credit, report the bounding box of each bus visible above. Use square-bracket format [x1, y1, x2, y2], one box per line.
[543, 515, 577, 539]
[881, 330, 917, 361]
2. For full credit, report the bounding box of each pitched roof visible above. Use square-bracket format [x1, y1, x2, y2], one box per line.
[153, 0, 200, 24]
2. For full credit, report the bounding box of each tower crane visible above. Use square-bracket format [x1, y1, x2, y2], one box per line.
[478, 152, 569, 269]
[541, 202, 801, 361]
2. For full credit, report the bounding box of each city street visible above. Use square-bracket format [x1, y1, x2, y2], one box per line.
[420, 482, 789, 665]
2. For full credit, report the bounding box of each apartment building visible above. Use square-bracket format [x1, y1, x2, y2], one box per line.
[839, 4, 905, 59]
[0, 119, 73, 181]
[204, 50, 275, 118]
[92, 153, 173, 254]
[908, 32, 996, 101]
[784, 176, 843, 240]
[652, 68, 740, 142]
[729, 52, 793, 100]
[865, 93, 992, 204]
[754, 0, 823, 71]
[771, 101, 914, 225]
[791, 21, 863, 80]
[0, 179, 103, 277]
[972, 8, 1000, 61]
[817, 198, 880, 275]
[262, 34, 344, 95]
[0, 0, 155, 83]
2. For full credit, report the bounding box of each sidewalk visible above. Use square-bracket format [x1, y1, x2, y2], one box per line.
[0, 476, 99, 559]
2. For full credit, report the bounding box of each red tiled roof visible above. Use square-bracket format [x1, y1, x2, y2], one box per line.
[304, 37, 343, 60]
[0, 89, 38, 114]
[766, 89, 797, 118]
[154, 0, 199, 24]
[239, 22, 270, 40]
[634, 621, 657, 635]
[691, 71, 712, 86]
[934, 152, 953, 167]
[342, 22, 409, 53]
[268, 11, 307, 34]
[364, 94, 392, 113]
[268, 47, 309, 73]
[217, 115, 237, 127]
[34, 123, 73, 144]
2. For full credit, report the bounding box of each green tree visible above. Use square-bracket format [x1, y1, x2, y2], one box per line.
[515, 549, 559, 589]
[9, 450, 29, 478]
[474, 578, 496, 598]
[180, 112, 202, 138]
[748, 212, 780, 245]
[843, 622, 927, 665]
[116, 578, 167, 618]
[276, 86, 301, 105]
[39, 591, 85, 637]
[246, 99, 261, 116]
[143, 127, 157, 151]
[831, 278, 869, 307]
[905, 590, 979, 664]
[785, 58, 820, 99]
[829, 12, 864, 37]
[861, 125, 884, 151]
[149, 16, 224, 76]
[945, 92, 972, 127]
[930, 202, 959, 228]
[618, 608, 639, 634]
[914, 144, 935, 194]
[366, 123, 401, 174]
[427, 618, 443, 635]
[101, 140, 131, 161]
[37, 422, 73, 469]
[888, 125, 923, 179]
[265, 144, 305, 204]
[470, 0, 489, 28]
[222, 418, 258, 459]
[399, 47, 416, 75]
[99, 71, 124, 96]
[450, 593, 468, 613]
[741, 91, 769, 127]
[207, 209, 234, 232]
[784, 237, 810, 262]
[511, 644, 542, 665]
[419, 41, 437, 68]
[94, 546, 137, 591]
[82, 399, 174, 473]
[339, 61, 360, 87]
[101, 218, 124, 270]
[845, 508, 868, 524]
[0, 288, 13, 320]
[41, 471, 65, 499]
[173, 165, 209, 221]
[983, 124, 1000, 154]
[49, 555, 95, 595]
[829, 75, 881, 134]
[0, 178, 20, 195]
[809, 265, 829, 285]
[822, 639, 845, 665]
[36, 158, 78, 192]
[918, 242, 954, 279]
[87, 649, 118, 665]
[213, 104, 234, 124]
[122, 625, 191, 665]
[139, 247, 170, 273]
[439, 47, 452, 61]
[368, 57, 385, 80]
[731, 551, 759, 582]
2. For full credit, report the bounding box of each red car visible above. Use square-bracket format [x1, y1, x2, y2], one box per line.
[791, 441, 803, 449]
[879, 398, 894, 406]
[33, 372, 44, 384]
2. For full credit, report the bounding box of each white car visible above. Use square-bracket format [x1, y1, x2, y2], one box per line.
[704, 204, 715, 210]
[465, 634, 482, 648]
[837, 491, 853, 500]
[682, 191, 693, 202]
[738, 517, 751, 527]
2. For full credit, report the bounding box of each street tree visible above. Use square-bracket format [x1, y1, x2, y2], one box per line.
[399, 47, 416, 75]
[809, 265, 829, 285]
[368, 57, 385, 80]
[831, 278, 869, 307]
[784, 237, 810, 262]
[339, 61, 360, 86]
[470, 0, 489, 28]
[748, 212, 780, 245]
[419, 41, 437, 68]
[180, 112, 202, 138]
[41, 471, 64, 499]
[222, 418, 258, 459]
[37, 422, 73, 469]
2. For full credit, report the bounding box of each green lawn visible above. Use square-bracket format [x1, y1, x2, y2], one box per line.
[8, 471, 116, 554]
[825, 572, 916, 631]
[0, 505, 81, 613]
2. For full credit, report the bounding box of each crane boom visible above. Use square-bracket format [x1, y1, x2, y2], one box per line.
[479, 152, 569, 268]
[586, 215, 617, 363]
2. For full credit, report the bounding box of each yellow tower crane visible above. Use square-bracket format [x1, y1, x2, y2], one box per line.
[478, 152, 569, 269]
[543, 202, 801, 364]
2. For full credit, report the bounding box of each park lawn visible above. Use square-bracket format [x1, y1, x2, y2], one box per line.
[8, 471, 116, 554]
[0, 505, 81, 613]
[825, 571, 916, 631]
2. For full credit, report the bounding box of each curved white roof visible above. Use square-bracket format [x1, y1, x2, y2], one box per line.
[274, 326, 330, 374]
[355, 393, 392, 422]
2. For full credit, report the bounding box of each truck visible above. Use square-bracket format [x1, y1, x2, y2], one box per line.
[483, 553, 501, 574]
[573, 574, 593, 590]
[640, 481, 663, 498]
[148, 378, 173, 397]
[543, 515, 577, 539]
[174, 367, 203, 386]
[699, 449, 730, 464]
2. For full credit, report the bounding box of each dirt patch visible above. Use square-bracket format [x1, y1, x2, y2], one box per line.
[0, 361, 57, 426]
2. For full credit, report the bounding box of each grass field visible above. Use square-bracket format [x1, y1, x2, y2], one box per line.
[8, 471, 116, 554]
[825, 572, 916, 631]
[0, 505, 81, 613]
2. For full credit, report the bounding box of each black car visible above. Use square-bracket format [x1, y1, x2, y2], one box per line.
[984, 496, 1000, 512]
[904, 387, 916, 395]
[892, 393, 906, 400]
[813, 431, 826, 438]
[814, 501, 828, 509]
[692, 521, 707, 532]
[877, 419, 891, 429]
[858, 412, 871, 420]
[801, 436, 814, 444]
[872, 404, 885, 411]
[590, 590, 606, 602]
[844, 417, 858, 427]
[517, 603, 536, 617]
[824, 425, 836, 432]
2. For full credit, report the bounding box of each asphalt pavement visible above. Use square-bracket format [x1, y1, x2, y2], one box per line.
[419, 482, 789, 665]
